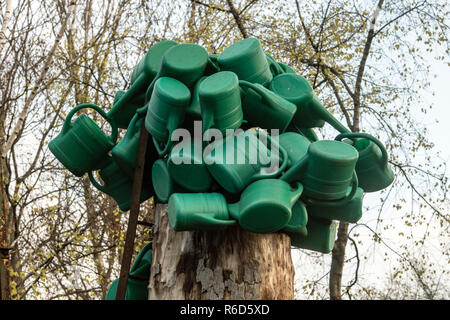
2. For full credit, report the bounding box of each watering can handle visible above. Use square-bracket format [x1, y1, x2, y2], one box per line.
[249, 131, 289, 182]
[305, 171, 359, 207]
[152, 110, 183, 156]
[88, 170, 108, 193]
[153, 136, 173, 156]
[289, 182, 304, 206]
[280, 154, 309, 184]
[63, 103, 118, 145]
[239, 80, 283, 110]
[122, 112, 141, 141]
[335, 132, 389, 165]
[266, 54, 284, 76]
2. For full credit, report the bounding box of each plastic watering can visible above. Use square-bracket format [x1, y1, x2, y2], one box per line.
[145, 77, 191, 156]
[152, 158, 187, 203]
[144, 43, 210, 102]
[168, 193, 237, 231]
[218, 38, 273, 86]
[306, 186, 364, 223]
[239, 80, 297, 132]
[228, 179, 303, 233]
[49, 103, 118, 177]
[111, 90, 146, 129]
[168, 138, 213, 192]
[270, 73, 351, 133]
[335, 132, 394, 193]
[281, 140, 359, 202]
[112, 108, 158, 179]
[199, 71, 243, 135]
[108, 40, 178, 126]
[205, 130, 289, 193]
[289, 217, 337, 254]
[105, 242, 153, 300]
[88, 157, 153, 211]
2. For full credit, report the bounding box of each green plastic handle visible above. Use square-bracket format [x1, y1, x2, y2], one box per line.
[63, 103, 118, 145]
[152, 111, 182, 156]
[335, 132, 389, 165]
[280, 153, 309, 184]
[249, 131, 289, 182]
[289, 182, 304, 206]
[108, 72, 148, 118]
[88, 170, 108, 194]
[266, 54, 284, 76]
[121, 112, 140, 143]
[239, 80, 284, 110]
[305, 170, 359, 207]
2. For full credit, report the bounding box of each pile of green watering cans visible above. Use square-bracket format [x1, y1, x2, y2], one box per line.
[49, 37, 395, 255]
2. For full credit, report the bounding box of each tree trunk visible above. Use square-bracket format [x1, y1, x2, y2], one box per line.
[148, 204, 294, 300]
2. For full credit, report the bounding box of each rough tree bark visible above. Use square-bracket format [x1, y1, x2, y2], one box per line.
[148, 204, 294, 300]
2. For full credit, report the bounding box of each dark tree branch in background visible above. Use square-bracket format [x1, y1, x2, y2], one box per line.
[226, 0, 249, 38]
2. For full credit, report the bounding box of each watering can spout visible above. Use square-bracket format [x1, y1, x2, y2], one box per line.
[193, 213, 236, 228]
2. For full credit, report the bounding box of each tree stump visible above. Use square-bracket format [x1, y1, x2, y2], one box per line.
[148, 204, 294, 300]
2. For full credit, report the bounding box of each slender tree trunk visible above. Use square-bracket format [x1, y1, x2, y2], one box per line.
[328, 0, 384, 300]
[149, 204, 294, 300]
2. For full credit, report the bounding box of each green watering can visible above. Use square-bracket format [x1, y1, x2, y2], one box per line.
[152, 159, 187, 203]
[306, 186, 364, 223]
[49, 103, 118, 177]
[282, 140, 359, 202]
[88, 157, 153, 211]
[228, 179, 303, 233]
[282, 200, 308, 235]
[108, 40, 178, 127]
[239, 80, 297, 132]
[145, 77, 191, 156]
[205, 130, 288, 194]
[105, 242, 153, 300]
[289, 217, 337, 254]
[270, 73, 351, 133]
[168, 138, 213, 192]
[199, 71, 243, 135]
[112, 109, 158, 179]
[111, 90, 146, 129]
[335, 132, 394, 193]
[144, 43, 210, 102]
[218, 38, 273, 86]
[168, 193, 237, 231]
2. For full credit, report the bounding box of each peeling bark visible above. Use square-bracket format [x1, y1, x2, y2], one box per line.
[149, 204, 294, 300]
